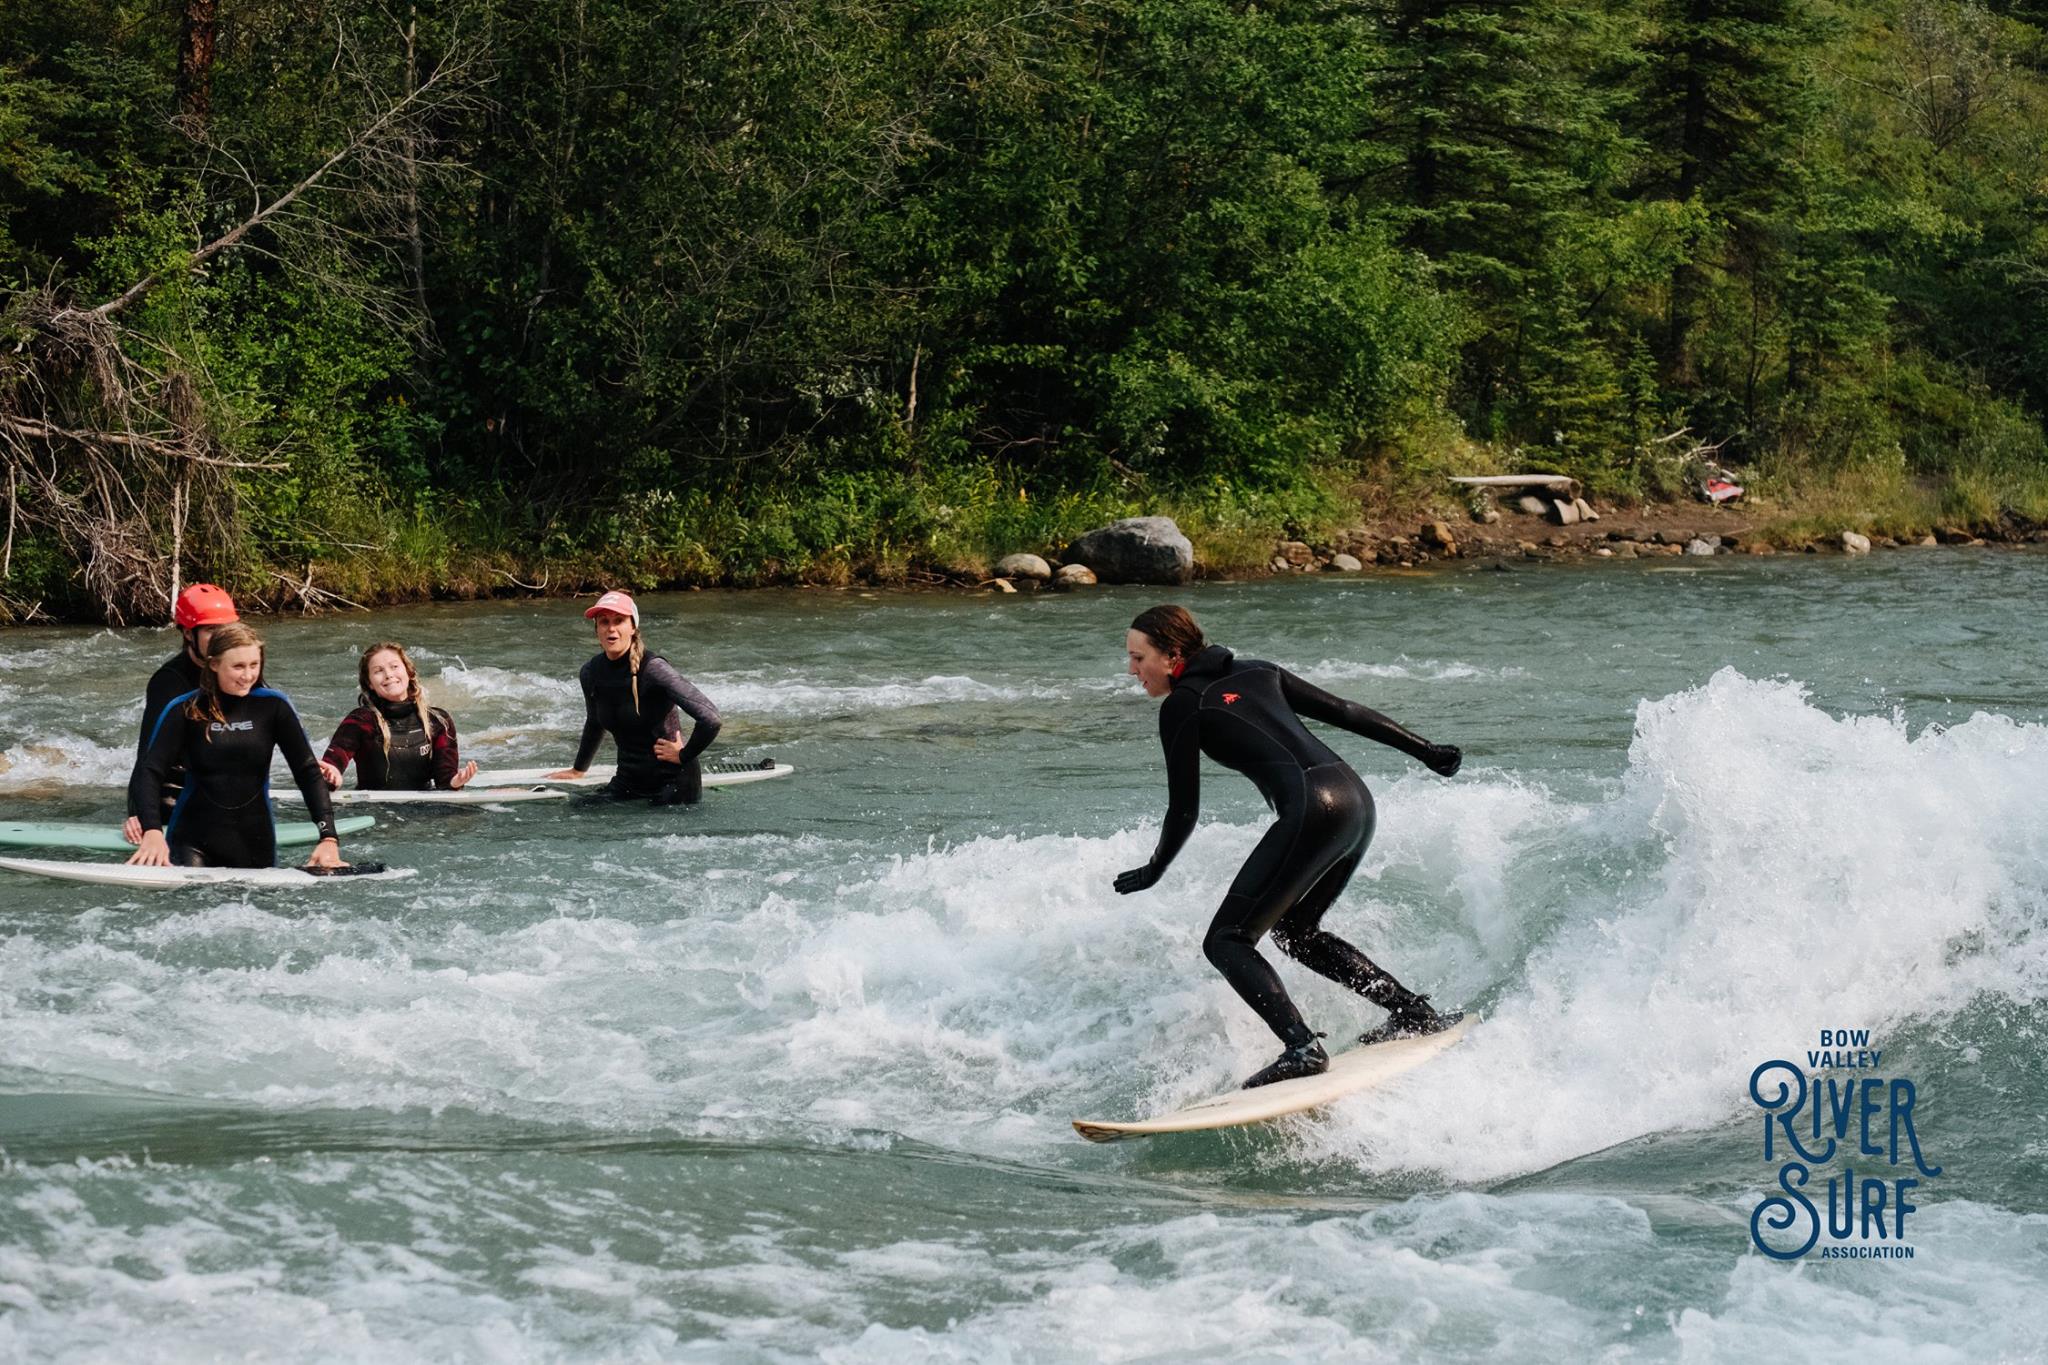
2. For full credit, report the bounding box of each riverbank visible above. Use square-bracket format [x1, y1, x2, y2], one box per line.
[1242, 496, 2048, 578]
[6, 469, 2045, 626]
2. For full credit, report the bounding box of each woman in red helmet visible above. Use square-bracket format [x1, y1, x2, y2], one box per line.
[122, 584, 239, 844]
[124, 585, 337, 841]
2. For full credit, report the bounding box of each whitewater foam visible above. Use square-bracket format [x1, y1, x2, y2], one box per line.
[1300, 668, 2048, 1183]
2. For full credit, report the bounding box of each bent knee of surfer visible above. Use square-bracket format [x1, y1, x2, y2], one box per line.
[1110, 604, 1465, 1086]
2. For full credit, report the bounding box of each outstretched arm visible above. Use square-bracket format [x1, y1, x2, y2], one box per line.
[1115, 692, 1202, 894]
[1279, 668, 1461, 775]
[429, 709, 476, 789]
[275, 698, 341, 843]
[568, 668, 605, 774]
[127, 701, 191, 858]
[323, 710, 375, 786]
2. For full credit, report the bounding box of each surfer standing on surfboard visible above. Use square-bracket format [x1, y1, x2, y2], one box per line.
[546, 591, 723, 804]
[1116, 605, 1464, 1089]
[320, 642, 479, 792]
[128, 623, 346, 870]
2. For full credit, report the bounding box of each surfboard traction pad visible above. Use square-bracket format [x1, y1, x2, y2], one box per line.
[1072, 1016, 1477, 1143]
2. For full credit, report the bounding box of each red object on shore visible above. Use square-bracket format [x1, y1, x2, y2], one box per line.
[1703, 479, 1744, 504]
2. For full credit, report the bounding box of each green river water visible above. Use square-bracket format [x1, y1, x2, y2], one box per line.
[3, 552, 2047, 1361]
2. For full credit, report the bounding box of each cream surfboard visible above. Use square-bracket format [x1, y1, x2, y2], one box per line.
[1072, 1016, 1475, 1143]
[468, 760, 795, 790]
[293, 785, 569, 806]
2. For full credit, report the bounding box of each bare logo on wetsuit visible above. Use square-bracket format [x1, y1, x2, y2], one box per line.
[1747, 1031, 1941, 1262]
[208, 720, 256, 732]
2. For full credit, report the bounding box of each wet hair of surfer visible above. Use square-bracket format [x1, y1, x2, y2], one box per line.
[1127, 604, 1207, 695]
[322, 642, 478, 791]
[361, 643, 432, 747]
[187, 623, 268, 731]
[1117, 604, 1466, 1090]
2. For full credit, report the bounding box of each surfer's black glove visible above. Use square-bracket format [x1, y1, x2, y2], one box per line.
[1114, 864, 1161, 895]
[1424, 743, 1462, 777]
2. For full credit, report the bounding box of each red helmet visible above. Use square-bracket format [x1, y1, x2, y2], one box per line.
[172, 583, 239, 629]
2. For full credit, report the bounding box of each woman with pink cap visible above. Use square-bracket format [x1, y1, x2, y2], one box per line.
[546, 590, 722, 804]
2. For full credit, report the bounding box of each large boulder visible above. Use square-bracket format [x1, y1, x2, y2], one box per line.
[995, 552, 1052, 582]
[1061, 517, 1195, 584]
[1053, 563, 1098, 589]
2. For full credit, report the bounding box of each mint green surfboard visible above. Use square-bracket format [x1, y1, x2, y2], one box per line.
[0, 814, 377, 854]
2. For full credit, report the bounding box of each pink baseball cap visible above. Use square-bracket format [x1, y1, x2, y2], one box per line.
[583, 590, 640, 624]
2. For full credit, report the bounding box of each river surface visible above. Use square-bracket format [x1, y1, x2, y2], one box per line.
[3, 552, 2047, 1362]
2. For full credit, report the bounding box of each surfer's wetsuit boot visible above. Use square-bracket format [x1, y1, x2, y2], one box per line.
[1358, 997, 1464, 1047]
[1242, 1031, 1330, 1090]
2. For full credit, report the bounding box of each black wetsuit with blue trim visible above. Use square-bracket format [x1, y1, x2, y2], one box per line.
[128, 651, 202, 826]
[1124, 645, 1459, 1048]
[130, 687, 339, 867]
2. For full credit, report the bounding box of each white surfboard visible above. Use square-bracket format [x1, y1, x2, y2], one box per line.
[470, 761, 796, 790]
[1072, 1017, 1475, 1143]
[0, 855, 417, 889]
[297, 785, 570, 806]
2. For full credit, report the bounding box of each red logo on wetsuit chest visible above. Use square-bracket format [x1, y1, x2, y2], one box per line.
[1222, 692, 1240, 704]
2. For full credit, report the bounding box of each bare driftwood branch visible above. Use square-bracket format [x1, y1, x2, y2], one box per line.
[2, 21, 484, 623]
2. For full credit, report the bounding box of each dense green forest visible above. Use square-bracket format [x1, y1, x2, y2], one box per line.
[2, 0, 2044, 619]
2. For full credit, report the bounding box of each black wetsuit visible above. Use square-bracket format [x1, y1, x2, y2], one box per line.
[129, 651, 202, 825]
[1129, 645, 1458, 1047]
[130, 687, 339, 867]
[572, 652, 722, 802]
